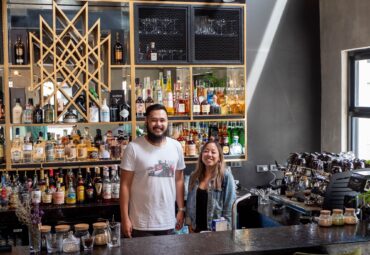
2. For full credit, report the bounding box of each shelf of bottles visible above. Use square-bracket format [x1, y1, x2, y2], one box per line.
[0, 165, 121, 211]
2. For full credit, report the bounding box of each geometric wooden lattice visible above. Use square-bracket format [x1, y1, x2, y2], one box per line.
[29, 2, 111, 121]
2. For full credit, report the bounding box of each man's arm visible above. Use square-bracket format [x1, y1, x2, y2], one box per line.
[120, 170, 135, 238]
[175, 170, 185, 230]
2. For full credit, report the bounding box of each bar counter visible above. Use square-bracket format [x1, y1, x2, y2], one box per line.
[4, 222, 370, 255]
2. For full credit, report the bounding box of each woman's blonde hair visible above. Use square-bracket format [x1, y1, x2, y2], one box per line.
[189, 141, 226, 191]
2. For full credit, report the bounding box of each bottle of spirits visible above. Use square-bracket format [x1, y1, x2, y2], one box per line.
[66, 179, 76, 205]
[33, 104, 43, 123]
[22, 98, 34, 124]
[94, 167, 103, 203]
[99, 136, 111, 160]
[77, 132, 88, 161]
[14, 35, 25, 65]
[119, 88, 130, 122]
[57, 168, 66, 195]
[41, 176, 52, 205]
[0, 128, 5, 164]
[76, 168, 85, 204]
[221, 135, 230, 155]
[48, 169, 56, 193]
[100, 98, 110, 122]
[114, 32, 124, 64]
[148, 42, 157, 61]
[55, 134, 65, 161]
[109, 98, 119, 122]
[111, 165, 120, 201]
[185, 134, 197, 157]
[89, 102, 99, 123]
[193, 88, 201, 115]
[45, 132, 56, 162]
[229, 135, 243, 155]
[94, 129, 103, 148]
[201, 97, 210, 115]
[23, 132, 33, 163]
[76, 95, 87, 114]
[12, 98, 23, 124]
[85, 169, 94, 203]
[57, 98, 64, 117]
[65, 139, 77, 161]
[53, 181, 65, 205]
[11, 128, 23, 163]
[165, 71, 174, 115]
[135, 86, 145, 118]
[102, 166, 112, 203]
[44, 100, 54, 123]
[145, 88, 154, 110]
[31, 172, 41, 205]
[39, 169, 46, 193]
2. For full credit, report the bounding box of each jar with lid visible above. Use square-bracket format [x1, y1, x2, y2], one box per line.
[74, 223, 90, 251]
[332, 209, 344, 226]
[62, 231, 80, 253]
[40, 225, 51, 251]
[318, 210, 332, 227]
[55, 224, 70, 252]
[344, 208, 358, 225]
[92, 222, 109, 246]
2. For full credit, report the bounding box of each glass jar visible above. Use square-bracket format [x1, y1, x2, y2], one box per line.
[344, 208, 358, 225]
[332, 209, 344, 226]
[318, 210, 332, 227]
[74, 223, 90, 251]
[92, 222, 109, 246]
[62, 231, 80, 253]
[40, 225, 51, 251]
[55, 224, 70, 253]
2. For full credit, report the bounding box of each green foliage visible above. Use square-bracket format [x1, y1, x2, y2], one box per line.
[204, 74, 226, 88]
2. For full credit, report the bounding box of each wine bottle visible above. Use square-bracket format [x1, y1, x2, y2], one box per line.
[114, 32, 124, 64]
[14, 35, 25, 65]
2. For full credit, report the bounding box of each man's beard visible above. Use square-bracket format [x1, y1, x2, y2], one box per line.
[147, 125, 168, 143]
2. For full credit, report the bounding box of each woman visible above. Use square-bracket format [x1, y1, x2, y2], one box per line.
[186, 141, 236, 232]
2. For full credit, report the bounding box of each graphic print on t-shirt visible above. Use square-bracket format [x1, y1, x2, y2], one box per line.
[147, 160, 175, 177]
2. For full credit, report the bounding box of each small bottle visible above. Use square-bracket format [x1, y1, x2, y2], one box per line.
[145, 88, 154, 110]
[100, 98, 110, 122]
[102, 166, 112, 203]
[14, 35, 25, 65]
[200, 98, 210, 115]
[33, 132, 45, 162]
[44, 100, 55, 123]
[11, 127, 23, 163]
[148, 42, 157, 61]
[221, 136, 230, 155]
[23, 132, 33, 163]
[55, 134, 65, 161]
[45, 133, 56, 162]
[22, 98, 34, 124]
[53, 182, 65, 205]
[0, 128, 5, 164]
[66, 180, 76, 205]
[31, 172, 41, 205]
[94, 167, 103, 203]
[41, 177, 52, 205]
[119, 84, 131, 121]
[65, 139, 77, 161]
[111, 166, 120, 201]
[76, 169, 85, 204]
[114, 32, 124, 64]
[135, 92, 145, 118]
[89, 102, 99, 123]
[12, 98, 23, 124]
[33, 104, 43, 123]
[85, 169, 95, 203]
[185, 135, 196, 157]
[109, 98, 119, 122]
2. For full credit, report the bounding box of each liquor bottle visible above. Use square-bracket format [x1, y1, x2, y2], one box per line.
[94, 167, 103, 203]
[201, 97, 210, 115]
[238, 121, 245, 150]
[193, 88, 201, 115]
[57, 168, 66, 196]
[52, 134, 63, 161]
[0, 128, 5, 164]
[53, 181, 65, 205]
[12, 98, 23, 124]
[22, 98, 34, 124]
[111, 165, 120, 201]
[65, 139, 77, 161]
[77, 133, 88, 161]
[135, 83, 145, 118]
[229, 135, 242, 155]
[89, 102, 99, 123]
[221, 135, 230, 155]
[66, 179, 76, 205]
[14, 35, 25, 65]
[48, 169, 56, 193]
[102, 166, 112, 203]
[185, 135, 196, 157]
[0, 98, 5, 122]
[165, 71, 174, 115]
[110, 98, 119, 122]
[85, 169, 94, 203]
[44, 100, 54, 123]
[57, 98, 64, 117]
[41, 175, 52, 205]
[148, 42, 157, 61]
[1, 175, 8, 208]
[44, 133, 55, 162]
[114, 32, 124, 64]
[145, 88, 154, 110]
[210, 94, 221, 115]
[76, 95, 87, 114]
[11, 128, 23, 163]
[39, 169, 46, 193]
[33, 104, 43, 123]
[94, 129, 103, 148]
[21, 132, 32, 163]
[100, 98, 110, 122]
[119, 88, 130, 122]
[31, 172, 41, 205]
[100, 136, 111, 160]
[76, 168, 85, 204]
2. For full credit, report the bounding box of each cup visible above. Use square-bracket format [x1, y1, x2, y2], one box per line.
[81, 234, 94, 252]
[107, 222, 121, 248]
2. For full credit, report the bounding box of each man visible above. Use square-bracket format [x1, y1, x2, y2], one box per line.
[120, 104, 186, 238]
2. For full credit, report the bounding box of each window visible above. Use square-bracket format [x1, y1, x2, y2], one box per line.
[349, 50, 370, 159]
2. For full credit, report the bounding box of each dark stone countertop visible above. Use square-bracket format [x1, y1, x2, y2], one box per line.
[6, 222, 370, 255]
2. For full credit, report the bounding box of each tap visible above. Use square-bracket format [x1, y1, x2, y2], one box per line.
[232, 193, 251, 230]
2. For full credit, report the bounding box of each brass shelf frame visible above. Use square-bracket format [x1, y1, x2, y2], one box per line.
[1, 0, 248, 170]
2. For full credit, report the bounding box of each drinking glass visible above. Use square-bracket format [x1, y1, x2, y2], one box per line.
[107, 222, 121, 248]
[45, 233, 59, 254]
[81, 234, 94, 252]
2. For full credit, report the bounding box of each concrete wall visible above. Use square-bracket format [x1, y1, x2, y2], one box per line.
[320, 0, 370, 152]
[232, 0, 321, 188]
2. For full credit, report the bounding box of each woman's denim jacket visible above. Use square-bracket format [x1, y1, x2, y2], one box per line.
[186, 167, 236, 230]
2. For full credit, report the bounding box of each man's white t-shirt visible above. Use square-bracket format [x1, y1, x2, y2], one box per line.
[120, 136, 186, 231]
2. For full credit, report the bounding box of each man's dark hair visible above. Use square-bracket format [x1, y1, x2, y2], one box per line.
[145, 104, 168, 117]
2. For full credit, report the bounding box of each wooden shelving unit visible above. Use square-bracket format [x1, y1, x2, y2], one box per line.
[1, 0, 247, 170]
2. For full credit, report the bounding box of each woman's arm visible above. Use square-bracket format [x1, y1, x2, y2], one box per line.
[222, 169, 237, 223]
